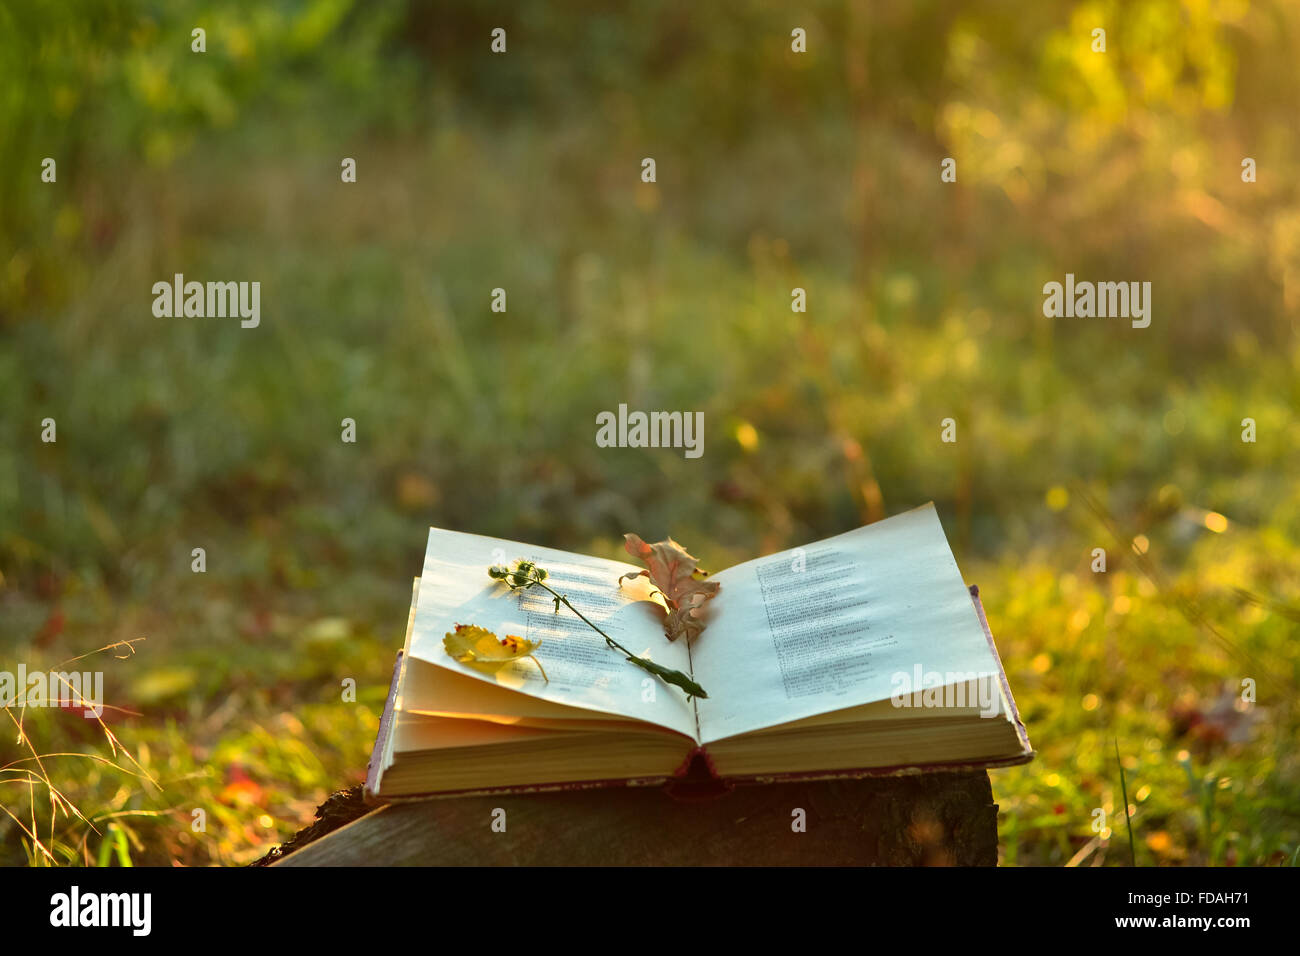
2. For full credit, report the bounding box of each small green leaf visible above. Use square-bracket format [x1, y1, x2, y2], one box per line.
[624, 654, 708, 699]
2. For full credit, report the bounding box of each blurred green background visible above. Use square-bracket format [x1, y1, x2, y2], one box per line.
[1, 0, 1297, 865]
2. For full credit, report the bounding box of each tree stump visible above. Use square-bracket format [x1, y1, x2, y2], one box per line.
[259, 769, 999, 866]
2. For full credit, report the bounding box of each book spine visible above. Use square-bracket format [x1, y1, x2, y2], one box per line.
[362, 651, 405, 805]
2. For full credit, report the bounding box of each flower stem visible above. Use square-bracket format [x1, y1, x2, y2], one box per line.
[515, 577, 707, 699]
[528, 581, 631, 654]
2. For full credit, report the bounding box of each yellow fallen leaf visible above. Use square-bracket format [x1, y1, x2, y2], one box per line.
[443, 624, 547, 681]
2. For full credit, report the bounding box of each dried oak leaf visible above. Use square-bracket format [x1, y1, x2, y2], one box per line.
[620, 535, 720, 642]
[443, 624, 548, 681]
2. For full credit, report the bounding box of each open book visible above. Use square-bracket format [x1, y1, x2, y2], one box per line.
[366, 503, 1032, 801]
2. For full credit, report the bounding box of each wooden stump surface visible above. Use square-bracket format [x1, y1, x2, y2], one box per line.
[264, 770, 999, 866]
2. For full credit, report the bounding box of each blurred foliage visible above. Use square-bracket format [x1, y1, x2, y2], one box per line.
[1, 0, 1298, 865]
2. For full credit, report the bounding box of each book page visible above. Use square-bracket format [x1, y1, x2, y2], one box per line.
[406, 528, 699, 738]
[693, 503, 1003, 744]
